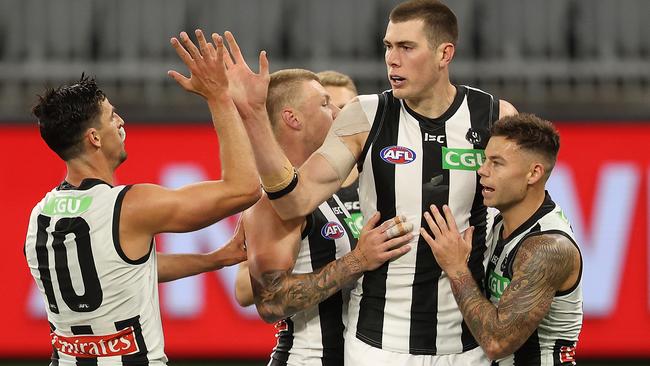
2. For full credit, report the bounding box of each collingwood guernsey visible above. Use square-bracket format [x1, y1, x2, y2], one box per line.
[348, 86, 499, 355]
[486, 193, 583, 365]
[271, 195, 357, 366]
[24, 179, 166, 365]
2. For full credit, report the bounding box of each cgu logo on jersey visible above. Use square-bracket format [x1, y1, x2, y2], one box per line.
[487, 271, 510, 300]
[321, 221, 346, 240]
[43, 196, 93, 216]
[442, 147, 485, 171]
[380, 146, 416, 164]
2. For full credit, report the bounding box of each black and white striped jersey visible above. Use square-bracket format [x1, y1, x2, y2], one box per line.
[24, 179, 167, 365]
[270, 195, 357, 366]
[348, 86, 499, 355]
[336, 179, 362, 238]
[487, 192, 583, 366]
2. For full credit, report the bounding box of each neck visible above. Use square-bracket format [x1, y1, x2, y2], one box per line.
[500, 186, 546, 239]
[277, 135, 310, 167]
[404, 80, 456, 118]
[65, 155, 115, 186]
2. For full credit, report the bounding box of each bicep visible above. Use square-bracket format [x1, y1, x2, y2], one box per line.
[235, 261, 254, 307]
[244, 199, 303, 287]
[496, 235, 576, 343]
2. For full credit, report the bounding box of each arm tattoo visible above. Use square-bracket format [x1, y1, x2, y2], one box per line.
[251, 251, 364, 323]
[448, 234, 577, 358]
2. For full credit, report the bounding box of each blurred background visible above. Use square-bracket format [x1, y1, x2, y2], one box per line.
[2, 0, 649, 365]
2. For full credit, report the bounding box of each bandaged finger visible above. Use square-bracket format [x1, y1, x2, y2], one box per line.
[385, 219, 414, 239]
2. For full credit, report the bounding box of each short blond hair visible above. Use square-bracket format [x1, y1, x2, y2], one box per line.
[267, 69, 319, 130]
[316, 70, 358, 95]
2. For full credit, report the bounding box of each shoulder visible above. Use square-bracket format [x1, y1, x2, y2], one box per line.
[498, 99, 518, 118]
[513, 233, 579, 285]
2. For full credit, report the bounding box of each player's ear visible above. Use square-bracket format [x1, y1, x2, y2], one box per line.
[86, 128, 101, 148]
[280, 108, 302, 130]
[527, 162, 545, 185]
[438, 42, 455, 68]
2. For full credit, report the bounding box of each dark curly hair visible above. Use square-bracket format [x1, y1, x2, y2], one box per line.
[491, 113, 560, 174]
[32, 75, 106, 160]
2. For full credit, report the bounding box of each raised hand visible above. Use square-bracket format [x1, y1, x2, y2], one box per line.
[351, 213, 414, 272]
[420, 204, 473, 274]
[218, 31, 270, 118]
[168, 29, 230, 100]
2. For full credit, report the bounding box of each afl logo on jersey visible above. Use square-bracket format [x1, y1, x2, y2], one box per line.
[380, 146, 416, 164]
[321, 221, 345, 240]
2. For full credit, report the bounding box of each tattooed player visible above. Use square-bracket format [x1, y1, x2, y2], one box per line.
[422, 114, 583, 365]
[231, 67, 413, 365]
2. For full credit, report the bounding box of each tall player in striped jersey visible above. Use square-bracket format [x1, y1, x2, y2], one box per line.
[234, 69, 413, 366]
[221, 1, 516, 365]
[24, 30, 260, 365]
[422, 114, 583, 365]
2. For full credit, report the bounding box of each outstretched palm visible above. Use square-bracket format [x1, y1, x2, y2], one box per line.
[219, 31, 270, 117]
[168, 30, 230, 101]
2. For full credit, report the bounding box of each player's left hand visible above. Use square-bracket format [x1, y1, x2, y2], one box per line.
[420, 204, 473, 275]
[210, 215, 247, 268]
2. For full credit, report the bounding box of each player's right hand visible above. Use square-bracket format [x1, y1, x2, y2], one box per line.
[221, 31, 270, 118]
[353, 212, 413, 272]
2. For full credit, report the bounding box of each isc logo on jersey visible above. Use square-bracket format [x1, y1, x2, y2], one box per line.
[321, 222, 345, 240]
[380, 146, 416, 164]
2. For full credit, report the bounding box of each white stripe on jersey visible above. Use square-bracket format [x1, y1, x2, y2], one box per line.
[379, 101, 422, 351]
[437, 97, 475, 353]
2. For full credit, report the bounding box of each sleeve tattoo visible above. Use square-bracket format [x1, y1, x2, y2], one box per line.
[448, 234, 577, 359]
[251, 252, 364, 323]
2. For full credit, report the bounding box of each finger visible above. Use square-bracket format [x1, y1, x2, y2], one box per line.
[224, 31, 249, 69]
[213, 34, 227, 76]
[430, 205, 449, 234]
[170, 37, 195, 68]
[383, 244, 411, 260]
[382, 233, 414, 250]
[167, 70, 192, 90]
[423, 211, 442, 238]
[206, 33, 218, 60]
[259, 50, 269, 76]
[462, 226, 474, 244]
[360, 212, 381, 235]
[214, 33, 234, 69]
[180, 31, 202, 61]
[195, 29, 210, 58]
[385, 221, 413, 240]
[379, 214, 405, 232]
[442, 205, 459, 233]
[419, 227, 435, 246]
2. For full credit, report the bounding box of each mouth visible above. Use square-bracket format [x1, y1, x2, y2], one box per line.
[480, 183, 495, 196]
[389, 75, 406, 88]
[118, 127, 126, 142]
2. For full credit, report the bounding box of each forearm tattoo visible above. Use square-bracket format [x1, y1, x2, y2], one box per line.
[449, 234, 576, 357]
[251, 252, 364, 323]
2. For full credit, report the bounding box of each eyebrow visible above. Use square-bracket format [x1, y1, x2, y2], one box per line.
[487, 154, 505, 163]
[383, 40, 417, 47]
